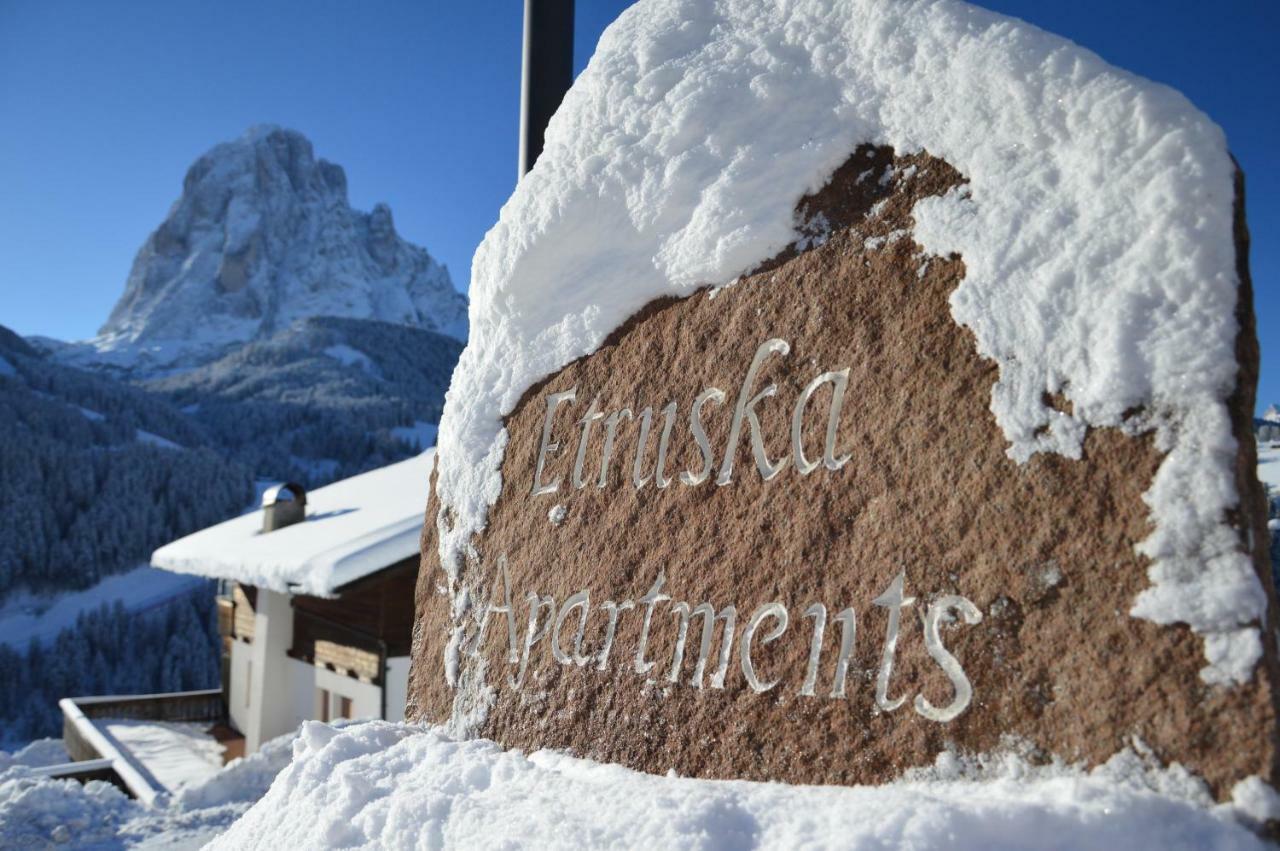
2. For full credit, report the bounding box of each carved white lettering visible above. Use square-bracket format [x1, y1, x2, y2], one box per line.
[477, 559, 979, 726]
[914, 595, 982, 722]
[633, 574, 671, 675]
[828, 607, 856, 698]
[553, 590, 592, 666]
[512, 593, 556, 688]
[631, 407, 655, 488]
[681, 388, 727, 486]
[597, 408, 633, 488]
[800, 602, 826, 697]
[572, 398, 604, 489]
[530, 338, 864, 494]
[718, 339, 791, 485]
[668, 601, 738, 688]
[740, 601, 789, 693]
[595, 599, 635, 670]
[654, 401, 679, 488]
[872, 571, 915, 712]
[792, 368, 852, 475]
[532, 389, 577, 495]
[471, 554, 520, 664]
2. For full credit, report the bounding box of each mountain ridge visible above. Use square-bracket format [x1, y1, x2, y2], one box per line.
[54, 126, 467, 376]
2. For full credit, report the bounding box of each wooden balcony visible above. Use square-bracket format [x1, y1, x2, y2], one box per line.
[289, 609, 385, 684]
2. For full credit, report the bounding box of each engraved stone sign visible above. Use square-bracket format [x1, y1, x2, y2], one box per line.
[406, 0, 1280, 818]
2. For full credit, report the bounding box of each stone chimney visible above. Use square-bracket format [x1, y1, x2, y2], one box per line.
[262, 482, 306, 532]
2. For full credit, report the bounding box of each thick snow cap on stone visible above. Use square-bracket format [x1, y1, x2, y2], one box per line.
[152, 451, 435, 596]
[435, 0, 1264, 685]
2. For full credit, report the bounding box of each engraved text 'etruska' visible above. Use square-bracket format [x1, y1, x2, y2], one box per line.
[532, 337, 850, 494]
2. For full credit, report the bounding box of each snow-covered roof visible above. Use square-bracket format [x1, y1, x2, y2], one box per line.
[152, 450, 435, 596]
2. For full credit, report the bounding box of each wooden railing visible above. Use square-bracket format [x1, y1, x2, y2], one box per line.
[60, 689, 226, 804]
[68, 689, 225, 724]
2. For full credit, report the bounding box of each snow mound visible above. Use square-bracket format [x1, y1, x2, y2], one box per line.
[433, 0, 1262, 687]
[0, 771, 132, 849]
[0, 739, 69, 773]
[209, 721, 1271, 850]
[0, 725, 301, 848]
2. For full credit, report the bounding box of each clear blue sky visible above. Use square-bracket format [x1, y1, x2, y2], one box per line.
[1, 1, 1276, 407]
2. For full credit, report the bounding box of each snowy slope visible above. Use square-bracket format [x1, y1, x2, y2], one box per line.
[59, 126, 467, 375]
[1257, 444, 1280, 494]
[0, 566, 207, 649]
[8, 718, 1278, 847]
[208, 722, 1275, 850]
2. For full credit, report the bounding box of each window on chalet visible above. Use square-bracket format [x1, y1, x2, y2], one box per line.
[316, 688, 353, 722]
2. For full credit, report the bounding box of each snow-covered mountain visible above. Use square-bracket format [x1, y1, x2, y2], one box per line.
[60, 126, 467, 374]
[1263, 405, 1280, 424]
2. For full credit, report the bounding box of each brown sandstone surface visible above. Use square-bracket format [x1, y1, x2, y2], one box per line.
[408, 145, 1280, 798]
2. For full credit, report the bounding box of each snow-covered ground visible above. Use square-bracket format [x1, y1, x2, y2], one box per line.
[209, 722, 1273, 850]
[10, 711, 1280, 849]
[0, 728, 297, 850]
[0, 566, 208, 649]
[324, 344, 380, 376]
[135, 429, 183, 450]
[101, 721, 225, 794]
[0, 740, 69, 774]
[7, 721, 1271, 849]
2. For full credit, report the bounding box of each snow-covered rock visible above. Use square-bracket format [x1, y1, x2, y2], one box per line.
[70, 126, 467, 374]
[432, 0, 1263, 688]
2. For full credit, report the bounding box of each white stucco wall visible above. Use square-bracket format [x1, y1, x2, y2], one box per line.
[227, 639, 255, 745]
[226, 589, 398, 753]
[248, 589, 299, 752]
[384, 657, 411, 723]
[312, 665, 382, 721]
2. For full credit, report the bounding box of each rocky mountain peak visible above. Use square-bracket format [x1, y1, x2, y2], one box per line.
[86, 126, 467, 373]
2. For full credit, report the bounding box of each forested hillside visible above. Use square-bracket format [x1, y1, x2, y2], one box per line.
[0, 327, 254, 600]
[144, 316, 462, 484]
[0, 588, 220, 746]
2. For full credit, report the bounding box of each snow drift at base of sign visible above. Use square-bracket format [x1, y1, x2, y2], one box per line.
[207, 721, 1278, 850]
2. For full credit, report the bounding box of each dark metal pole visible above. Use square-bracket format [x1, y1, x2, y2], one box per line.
[519, 0, 575, 178]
